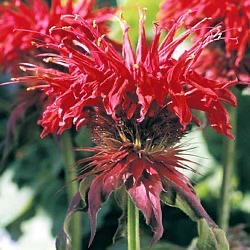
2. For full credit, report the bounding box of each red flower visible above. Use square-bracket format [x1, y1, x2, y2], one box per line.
[76, 109, 217, 244]
[158, 0, 250, 66]
[12, 12, 236, 139]
[0, 0, 115, 74]
[9, 11, 237, 244]
[194, 46, 250, 85]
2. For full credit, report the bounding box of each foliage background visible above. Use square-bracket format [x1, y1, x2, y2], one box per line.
[0, 0, 250, 249]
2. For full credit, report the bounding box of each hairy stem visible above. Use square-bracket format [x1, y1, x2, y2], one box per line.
[61, 132, 81, 250]
[218, 106, 237, 231]
[127, 195, 140, 250]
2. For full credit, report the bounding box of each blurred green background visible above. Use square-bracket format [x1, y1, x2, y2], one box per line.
[0, 0, 250, 249]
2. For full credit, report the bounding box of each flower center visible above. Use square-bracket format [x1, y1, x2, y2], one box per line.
[87, 109, 184, 154]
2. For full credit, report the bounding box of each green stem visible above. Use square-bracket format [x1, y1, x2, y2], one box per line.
[218, 106, 237, 231]
[127, 195, 140, 250]
[61, 132, 81, 250]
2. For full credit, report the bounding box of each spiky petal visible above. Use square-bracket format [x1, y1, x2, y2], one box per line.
[76, 111, 216, 244]
[11, 12, 236, 138]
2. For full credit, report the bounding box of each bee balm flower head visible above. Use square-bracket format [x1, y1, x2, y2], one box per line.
[12, 11, 237, 138]
[11, 11, 237, 244]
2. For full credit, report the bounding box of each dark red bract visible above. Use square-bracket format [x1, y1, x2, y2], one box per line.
[76, 110, 216, 245]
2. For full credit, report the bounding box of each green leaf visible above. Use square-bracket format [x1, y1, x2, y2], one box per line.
[113, 187, 128, 243]
[56, 192, 82, 250]
[196, 219, 229, 250]
[56, 230, 71, 250]
[161, 191, 229, 249]
[161, 191, 197, 222]
[79, 175, 95, 209]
